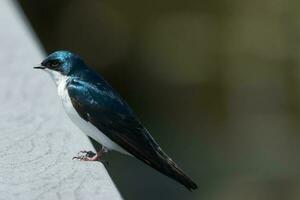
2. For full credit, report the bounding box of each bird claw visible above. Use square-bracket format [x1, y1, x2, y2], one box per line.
[72, 150, 96, 160]
[80, 150, 96, 157]
[72, 150, 109, 167]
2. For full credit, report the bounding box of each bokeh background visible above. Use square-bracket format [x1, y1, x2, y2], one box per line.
[18, 0, 300, 199]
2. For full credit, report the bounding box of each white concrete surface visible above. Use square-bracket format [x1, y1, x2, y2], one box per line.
[0, 1, 122, 199]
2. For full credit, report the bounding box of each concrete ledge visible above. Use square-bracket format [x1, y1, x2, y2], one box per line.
[0, 1, 122, 199]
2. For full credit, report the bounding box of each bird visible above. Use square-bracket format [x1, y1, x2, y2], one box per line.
[34, 50, 197, 190]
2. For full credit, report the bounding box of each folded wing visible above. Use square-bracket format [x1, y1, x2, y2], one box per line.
[67, 77, 197, 190]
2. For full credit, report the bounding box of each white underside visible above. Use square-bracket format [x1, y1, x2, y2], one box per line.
[44, 69, 130, 155]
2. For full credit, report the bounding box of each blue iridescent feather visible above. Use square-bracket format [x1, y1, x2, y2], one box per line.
[37, 50, 198, 190]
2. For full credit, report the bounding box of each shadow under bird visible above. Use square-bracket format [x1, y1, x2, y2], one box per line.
[34, 51, 197, 190]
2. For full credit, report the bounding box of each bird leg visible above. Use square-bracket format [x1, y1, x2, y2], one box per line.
[72, 146, 109, 166]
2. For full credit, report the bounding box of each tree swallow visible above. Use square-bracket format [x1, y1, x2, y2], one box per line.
[34, 51, 197, 190]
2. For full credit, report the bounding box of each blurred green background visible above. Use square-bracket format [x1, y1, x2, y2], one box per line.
[18, 0, 300, 199]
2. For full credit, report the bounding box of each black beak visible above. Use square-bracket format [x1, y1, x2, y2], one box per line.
[33, 66, 45, 69]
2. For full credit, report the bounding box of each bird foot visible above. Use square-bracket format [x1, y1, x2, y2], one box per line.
[72, 150, 98, 161]
[72, 150, 109, 167]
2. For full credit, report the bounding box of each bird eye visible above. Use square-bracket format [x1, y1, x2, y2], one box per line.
[51, 61, 59, 67]
[50, 60, 60, 68]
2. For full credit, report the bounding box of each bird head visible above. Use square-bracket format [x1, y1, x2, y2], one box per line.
[34, 50, 85, 75]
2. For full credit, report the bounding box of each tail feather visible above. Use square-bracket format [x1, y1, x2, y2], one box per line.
[153, 148, 198, 190]
[123, 132, 198, 190]
[164, 156, 198, 190]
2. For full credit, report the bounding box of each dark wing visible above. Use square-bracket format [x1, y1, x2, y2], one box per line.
[67, 78, 197, 190]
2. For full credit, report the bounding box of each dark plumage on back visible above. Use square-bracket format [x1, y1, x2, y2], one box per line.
[35, 50, 197, 190]
[67, 67, 198, 190]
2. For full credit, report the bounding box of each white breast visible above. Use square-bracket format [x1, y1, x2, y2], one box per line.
[45, 69, 130, 155]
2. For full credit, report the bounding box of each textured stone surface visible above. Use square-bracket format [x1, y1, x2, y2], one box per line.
[0, 1, 122, 199]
